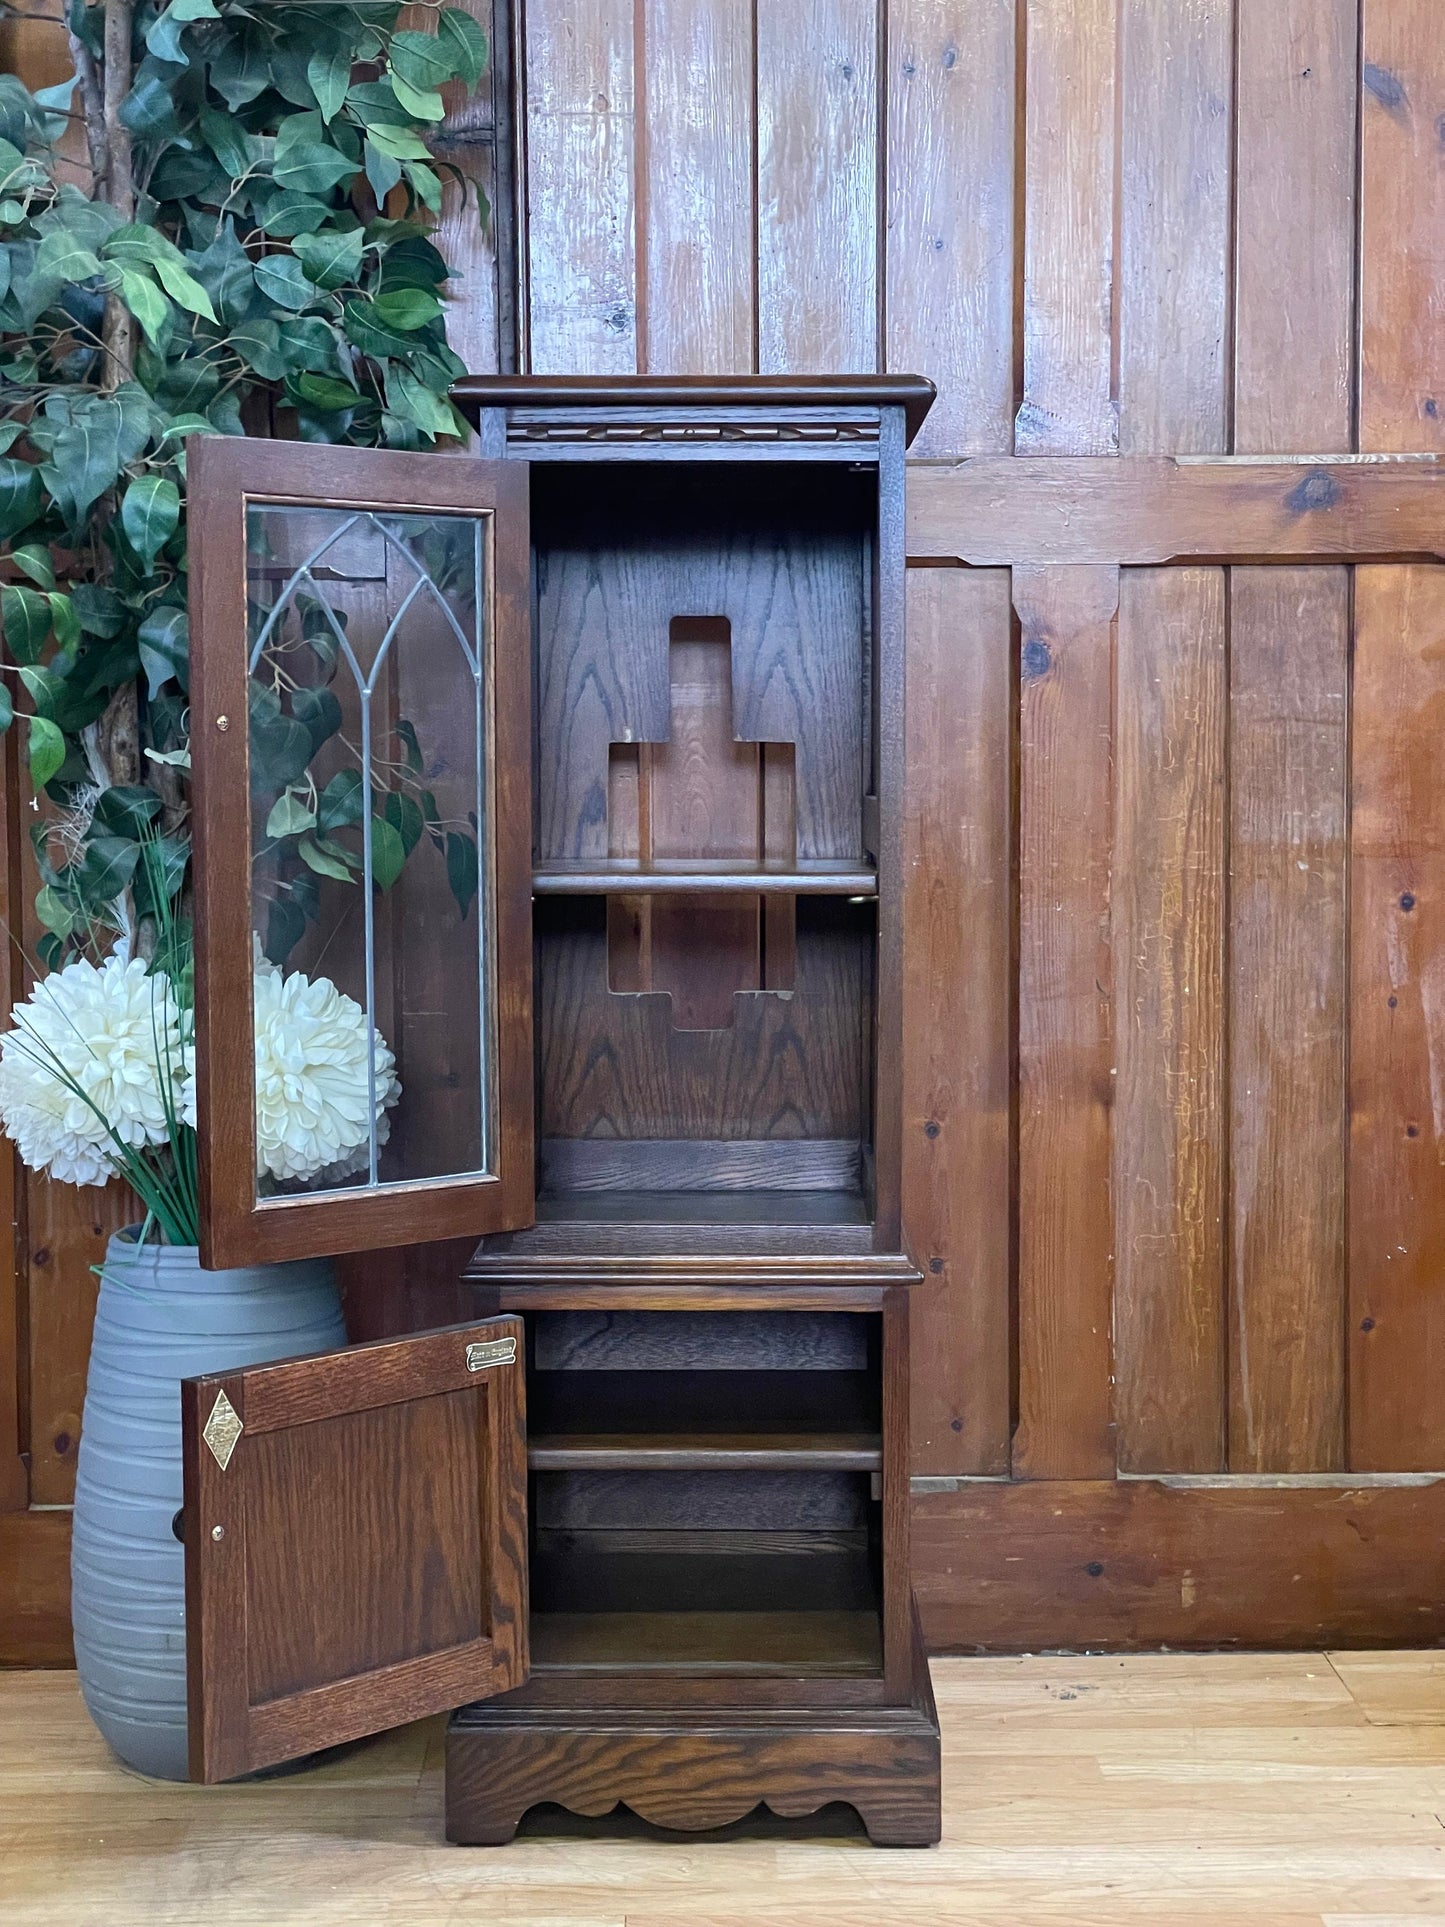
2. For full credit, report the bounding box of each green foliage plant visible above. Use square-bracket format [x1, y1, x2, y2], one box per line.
[0, 0, 488, 971]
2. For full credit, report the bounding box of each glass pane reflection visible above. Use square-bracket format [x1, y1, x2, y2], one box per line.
[245, 504, 491, 1201]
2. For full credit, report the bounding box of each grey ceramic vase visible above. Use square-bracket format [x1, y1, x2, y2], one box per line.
[70, 1229, 346, 1780]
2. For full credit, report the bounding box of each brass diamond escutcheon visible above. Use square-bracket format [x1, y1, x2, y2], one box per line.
[202, 1389, 243, 1471]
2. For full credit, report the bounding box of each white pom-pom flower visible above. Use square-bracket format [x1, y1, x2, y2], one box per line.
[247, 953, 401, 1186]
[0, 949, 187, 1187]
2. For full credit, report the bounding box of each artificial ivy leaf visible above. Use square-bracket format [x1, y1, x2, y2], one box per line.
[72, 583, 124, 638]
[93, 785, 162, 838]
[444, 829, 478, 920]
[386, 364, 454, 439]
[288, 371, 357, 413]
[137, 605, 189, 694]
[260, 197, 333, 241]
[0, 684, 11, 732]
[388, 72, 444, 121]
[253, 253, 315, 312]
[389, 29, 462, 92]
[38, 384, 152, 529]
[73, 832, 141, 908]
[342, 294, 416, 358]
[189, 222, 257, 326]
[437, 7, 488, 88]
[198, 104, 259, 181]
[119, 64, 186, 141]
[276, 315, 344, 374]
[209, 31, 271, 110]
[9, 544, 53, 589]
[131, 833, 189, 926]
[264, 893, 307, 966]
[47, 592, 80, 651]
[0, 457, 41, 541]
[116, 266, 171, 348]
[273, 115, 358, 196]
[298, 833, 356, 882]
[265, 788, 316, 838]
[394, 717, 424, 775]
[317, 767, 363, 831]
[365, 119, 433, 162]
[227, 317, 286, 381]
[382, 788, 424, 856]
[294, 225, 364, 292]
[372, 285, 441, 331]
[103, 227, 218, 322]
[307, 46, 352, 123]
[33, 882, 75, 937]
[248, 682, 312, 791]
[120, 473, 180, 571]
[291, 683, 342, 753]
[402, 160, 443, 215]
[1, 584, 51, 664]
[378, 233, 451, 291]
[17, 664, 57, 716]
[25, 713, 64, 789]
[145, 0, 219, 66]
[364, 137, 402, 204]
[34, 227, 102, 285]
[369, 812, 406, 891]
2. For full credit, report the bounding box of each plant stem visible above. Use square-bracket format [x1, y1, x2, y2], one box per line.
[100, 0, 136, 390]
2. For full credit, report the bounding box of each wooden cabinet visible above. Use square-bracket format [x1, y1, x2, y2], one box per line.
[181, 377, 941, 1845]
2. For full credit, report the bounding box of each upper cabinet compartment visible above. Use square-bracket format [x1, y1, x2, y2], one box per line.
[187, 439, 534, 1269]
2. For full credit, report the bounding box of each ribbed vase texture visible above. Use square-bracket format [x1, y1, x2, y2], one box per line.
[70, 1231, 345, 1780]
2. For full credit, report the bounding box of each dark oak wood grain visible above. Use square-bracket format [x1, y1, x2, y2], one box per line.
[1013, 565, 1117, 1480]
[182, 1317, 527, 1782]
[907, 457, 1445, 568]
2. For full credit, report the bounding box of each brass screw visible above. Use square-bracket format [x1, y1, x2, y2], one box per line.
[211, 1525, 225, 1541]
[216, 715, 230, 731]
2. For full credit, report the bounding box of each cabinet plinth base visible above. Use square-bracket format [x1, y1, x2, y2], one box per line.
[445, 1638, 940, 1848]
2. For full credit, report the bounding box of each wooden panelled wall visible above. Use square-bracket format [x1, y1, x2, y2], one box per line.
[5, 0, 1445, 1661]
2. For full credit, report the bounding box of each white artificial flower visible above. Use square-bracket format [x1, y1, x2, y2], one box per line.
[248, 952, 401, 1186]
[0, 948, 187, 1187]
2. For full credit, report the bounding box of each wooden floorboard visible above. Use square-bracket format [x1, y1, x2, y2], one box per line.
[4, 1655, 1445, 1921]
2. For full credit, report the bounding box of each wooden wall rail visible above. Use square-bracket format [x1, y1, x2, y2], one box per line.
[7, 0, 1445, 1659]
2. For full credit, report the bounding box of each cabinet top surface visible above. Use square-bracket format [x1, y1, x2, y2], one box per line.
[451, 374, 937, 445]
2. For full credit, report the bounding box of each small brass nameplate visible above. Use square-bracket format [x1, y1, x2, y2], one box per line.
[466, 1336, 517, 1372]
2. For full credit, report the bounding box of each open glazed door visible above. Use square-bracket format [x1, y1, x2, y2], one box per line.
[182, 1317, 527, 1782]
[187, 437, 534, 1268]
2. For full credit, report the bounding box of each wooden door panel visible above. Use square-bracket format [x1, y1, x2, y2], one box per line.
[182, 1318, 527, 1783]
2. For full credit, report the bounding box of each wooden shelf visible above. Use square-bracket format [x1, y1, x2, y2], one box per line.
[527, 1431, 883, 1471]
[532, 861, 877, 896]
[530, 1609, 884, 1675]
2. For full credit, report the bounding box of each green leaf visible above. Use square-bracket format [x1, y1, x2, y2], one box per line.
[266, 789, 317, 838]
[39, 386, 152, 529]
[394, 717, 424, 775]
[372, 285, 441, 331]
[307, 46, 352, 123]
[298, 833, 356, 883]
[289, 371, 357, 412]
[248, 682, 312, 790]
[273, 115, 359, 196]
[34, 884, 75, 937]
[387, 364, 455, 439]
[254, 253, 315, 312]
[364, 120, 432, 162]
[73, 833, 140, 908]
[364, 137, 403, 203]
[437, 7, 488, 88]
[145, 0, 219, 65]
[151, 254, 218, 322]
[445, 829, 478, 919]
[228, 318, 286, 381]
[116, 266, 170, 347]
[390, 29, 463, 91]
[382, 789, 424, 856]
[8, 544, 53, 589]
[25, 714, 64, 789]
[119, 474, 180, 572]
[342, 294, 417, 358]
[0, 683, 13, 732]
[388, 72, 445, 121]
[2, 584, 51, 664]
[318, 768, 364, 831]
[47, 593, 80, 651]
[210, 32, 271, 111]
[275, 316, 344, 374]
[264, 894, 307, 966]
[93, 786, 162, 838]
[34, 227, 102, 284]
[199, 104, 259, 181]
[401, 160, 443, 215]
[369, 812, 406, 890]
[103, 225, 218, 321]
[294, 225, 365, 292]
[291, 684, 342, 753]
[136, 606, 189, 694]
[0, 457, 41, 541]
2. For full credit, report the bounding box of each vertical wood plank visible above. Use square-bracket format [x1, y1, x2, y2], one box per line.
[902, 569, 1012, 1476]
[1117, 0, 1232, 453]
[1017, 0, 1118, 454]
[1349, 565, 1445, 1470]
[1014, 564, 1117, 1480]
[1228, 567, 1348, 1472]
[0, 725, 25, 1510]
[1233, 0, 1358, 453]
[884, 0, 1015, 457]
[1358, 0, 1445, 450]
[756, 0, 879, 374]
[1112, 567, 1227, 1475]
[429, 0, 500, 379]
[640, 0, 754, 374]
[525, 0, 637, 374]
